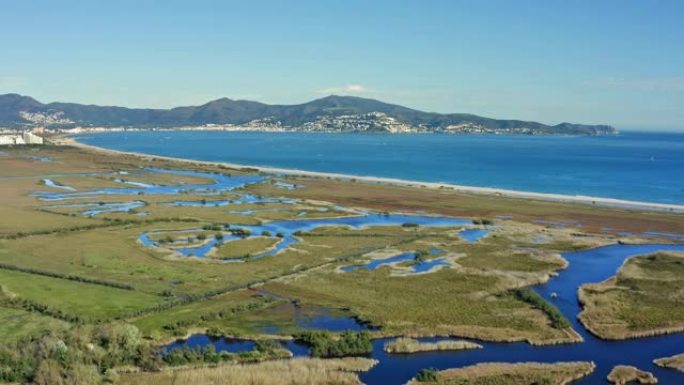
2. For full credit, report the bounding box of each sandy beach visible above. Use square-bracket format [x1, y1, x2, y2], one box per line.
[60, 136, 684, 214]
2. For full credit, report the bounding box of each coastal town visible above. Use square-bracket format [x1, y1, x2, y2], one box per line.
[0, 93, 617, 136]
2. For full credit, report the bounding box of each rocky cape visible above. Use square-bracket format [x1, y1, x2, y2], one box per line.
[0, 93, 616, 135]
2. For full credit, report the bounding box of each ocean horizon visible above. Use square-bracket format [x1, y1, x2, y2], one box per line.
[75, 130, 684, 205]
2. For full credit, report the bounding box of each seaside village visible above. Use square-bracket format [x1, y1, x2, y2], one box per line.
[0, 129, 45, 145]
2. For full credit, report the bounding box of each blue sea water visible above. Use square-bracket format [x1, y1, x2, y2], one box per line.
[75, 131, 684, 204]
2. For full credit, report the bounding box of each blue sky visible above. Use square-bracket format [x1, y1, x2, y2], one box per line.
[1, 0, 683, 130]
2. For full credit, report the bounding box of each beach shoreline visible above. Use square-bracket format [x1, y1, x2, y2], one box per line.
[58, 136, 684, 214]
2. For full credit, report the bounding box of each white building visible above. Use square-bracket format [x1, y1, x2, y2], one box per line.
[22, 131, 44, 144]
[0, 131, 44, 145]
[0, 136, 15, 145]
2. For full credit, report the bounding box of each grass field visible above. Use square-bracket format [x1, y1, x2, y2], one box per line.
[130, 289, 282, 338]
[0, 269, 167, 321]
[0, 306, 69, 343]
[215, 237, 281, 259]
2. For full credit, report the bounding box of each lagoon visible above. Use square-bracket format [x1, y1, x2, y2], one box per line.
[75, 131, 684, 204]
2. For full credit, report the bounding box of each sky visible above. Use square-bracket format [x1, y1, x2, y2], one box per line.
[1, 0, 683, 130]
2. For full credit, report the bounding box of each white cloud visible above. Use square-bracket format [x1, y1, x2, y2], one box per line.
[318, 84, 369, 94]
[583, 77, 684, 91]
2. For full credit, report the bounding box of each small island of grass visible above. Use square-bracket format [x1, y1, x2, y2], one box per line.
[654, 353, 684, 372]
[606, 365, 658, 385]
[409, 361, 595, 384]
[214, 236, 280, 260]
[579, 252, 684, 340]
[384, 337, 482, 354]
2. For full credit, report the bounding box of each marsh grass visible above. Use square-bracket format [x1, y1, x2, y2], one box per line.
[0, 269, 167, 321]
[117, 357, 377, 385]
[579, 252, 684, 339]
[606, 365, 657, 385]
[262, 267, 576, 344]
[244, 175, 684, 236]
[409, 361, 595, 385]
[0, 306, 69, 342]
[215, 236, 280, 260]
[384, 338, 482, 353]
[653, 353, 684, 372]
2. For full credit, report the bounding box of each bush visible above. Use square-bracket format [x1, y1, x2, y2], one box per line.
[513, 288, 570, 329]
[472, 218, 494, 225]
[202, 224, 222, 231]
[0, 323, 157, 384]
[230, 228, 251, 237]
[296, 331, 372, 358]
[414, 250, 429, 263]
[415, 367, 439, 382]
[255, 339, 280, 353]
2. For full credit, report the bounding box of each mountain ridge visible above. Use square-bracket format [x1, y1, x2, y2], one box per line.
[0, 93, 617, 135]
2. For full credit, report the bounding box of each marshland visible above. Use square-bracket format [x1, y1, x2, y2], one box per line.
[0, 144, 683, 384]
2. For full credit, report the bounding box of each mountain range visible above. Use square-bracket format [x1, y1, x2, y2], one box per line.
[0, 93, 616, 135]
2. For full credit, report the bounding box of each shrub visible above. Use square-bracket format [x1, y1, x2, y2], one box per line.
[296, 331, 371, 358]
[513, 288, 570, 329]
[255, 340, 280, 353]
[472, 218, 494, 225]
[414, 250, 429, 263]
[415, 368, 439, 382]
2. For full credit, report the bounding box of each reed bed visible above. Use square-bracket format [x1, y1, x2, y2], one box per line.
[118, 357, 377, 385]
[384, 337, 482, 353]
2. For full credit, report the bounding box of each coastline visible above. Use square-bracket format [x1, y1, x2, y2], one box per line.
[59, 136, 684, 214]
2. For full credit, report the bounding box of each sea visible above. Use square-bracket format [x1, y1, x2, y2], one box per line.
[75, 130, 684, 205]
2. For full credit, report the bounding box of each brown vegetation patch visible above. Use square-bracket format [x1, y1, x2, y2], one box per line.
[409, 361, 595, 385]
[117, 357, 377, 385]
[653, 353, 684, 372]
[607, 365, 658, 384]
